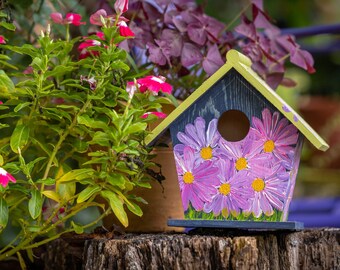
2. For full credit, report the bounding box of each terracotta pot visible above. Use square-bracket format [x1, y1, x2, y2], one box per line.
[101, 147, 184, 232]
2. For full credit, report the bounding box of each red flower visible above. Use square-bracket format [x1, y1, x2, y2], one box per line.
[78, 32, 105, 59]
[118, 21, 134, 37]
[141, 112, 167, 119]
[0, 101, 3, 104]
[0, 167, 16, 187]
[114, 0, 129, 15]
[137, 75, 172, 94]
[0, 35, 6, 44]
[50, 12, 86, 26]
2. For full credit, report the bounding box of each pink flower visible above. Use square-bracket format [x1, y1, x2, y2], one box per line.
[78, 32, 105, 59]
[90, 9, 134, 37]
[0, 35, 6, 44]
[137, 75, 172, 94]
[23, 66, 34, 74]
[114, 0, 129, 15]
[175, 146, 219, 211]
[0, 168, 16, 187]
[50, 13, 86, 26]
[118, 21, 134, 37]
[0, 101, 3, 105]
[90, 9, 115, 26]
[251, 108, 299, 163]
[141, 112, 167, 119]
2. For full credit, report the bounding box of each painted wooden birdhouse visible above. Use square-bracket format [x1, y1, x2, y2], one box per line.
[145, 50, 329, 229]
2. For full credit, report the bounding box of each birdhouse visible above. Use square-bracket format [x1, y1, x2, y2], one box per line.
[145, 50, 329, 230]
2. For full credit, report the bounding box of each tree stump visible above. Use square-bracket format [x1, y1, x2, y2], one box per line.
[33, 228, 340, 270]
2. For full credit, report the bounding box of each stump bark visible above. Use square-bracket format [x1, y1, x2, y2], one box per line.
[1, 228, 338, 269]
[35, 228, 340, 270]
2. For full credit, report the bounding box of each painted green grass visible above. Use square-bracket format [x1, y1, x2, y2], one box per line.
[184, 204, 283, 222]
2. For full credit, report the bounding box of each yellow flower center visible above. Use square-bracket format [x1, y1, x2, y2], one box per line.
[183, 172, 194, 184]
[219, 183, 231, 196]
[264, 140, 275, 153]
[235, 157, 247, 171]
[200, 146, 213, 160]
[252, 178, 265, 192]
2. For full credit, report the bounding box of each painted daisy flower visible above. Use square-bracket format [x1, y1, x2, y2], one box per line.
[251, 108, 298, 163]
[203, 159, 252, 217]
[244, 167, 289, 218]
[174, 117, 221, 163]
[217, 133, 271, 175]
[0, 167, 16, 187]
[174, 146, 219, 211]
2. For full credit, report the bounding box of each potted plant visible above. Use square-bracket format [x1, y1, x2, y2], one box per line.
[0, 0, 174, 265]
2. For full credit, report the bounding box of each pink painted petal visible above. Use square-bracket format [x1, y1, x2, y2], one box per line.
[252, 193, 262, 218]
[50, 13, 63, 24]
[265, 191, 284, 210]
[260, 193, 274, 216]
[251, 116, 266, 137]
[181, 185, 191, 211]
[183, 146, 196, 169]
[262, 108, 272, 135]
[206, 119, 218, 146]
[194, 117, 206, 146]
[177, 131, 200, 149]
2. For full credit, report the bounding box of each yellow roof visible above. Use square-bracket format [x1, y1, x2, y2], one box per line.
[145, 50, 329, 151]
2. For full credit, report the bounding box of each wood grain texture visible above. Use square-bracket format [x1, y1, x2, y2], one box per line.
[5, 229, 337, 270]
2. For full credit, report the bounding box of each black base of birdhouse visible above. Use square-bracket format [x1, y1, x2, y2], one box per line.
[168, 219, 304, 231]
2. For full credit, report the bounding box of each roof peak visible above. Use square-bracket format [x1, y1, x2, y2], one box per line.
[226, 49, 252, 67]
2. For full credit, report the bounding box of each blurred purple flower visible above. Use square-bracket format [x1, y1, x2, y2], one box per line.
[174, 146, 219, 211]
[174, 117, 221, 163]
[251, 108, 298, 163]
[203, 159, 251, 217]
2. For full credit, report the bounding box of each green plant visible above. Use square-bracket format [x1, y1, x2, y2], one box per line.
[0, 2, 173, 265]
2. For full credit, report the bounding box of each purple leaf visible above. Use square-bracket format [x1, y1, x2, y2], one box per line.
[265, 72, 284, 89]
[187, 22, 207, 45]
[202, 44, 224, 75]
[252, 0, 264, 10]
[161, 29, 183, 57]
[290, 47, 316, 74]
[181, 43, 202, 67]
[235, 16, 257, 41]
[146, 42, 167, 65]
[281, 77, 297, 88]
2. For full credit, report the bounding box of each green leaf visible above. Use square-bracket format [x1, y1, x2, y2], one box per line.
[71, 221, 84, 234]
[45, 65, 74, 78]
[77, 185, 101, 203]
[57, 182, 76, 201]
[126, 201, 143, 217]
[36, 178, 56, 185]
[107, 173, 126, 189]
[0, 197, 8, 232]
[124, 122, 147, 135]
[0, 154, 3, 166]
[14, 102, 32, 112]
[57, 168, 94, 183]
[77, 114, 107, 129]
[89, 131, 111, 147]
[0, 70, 15, 98]
[28, 190, 44, 219]
[42, 190, 60, 202]
[16, 251, 27, 270]
[0, 21, 16, 31]
[101, 190, 128, 227]
[10, 123, 30, 153]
